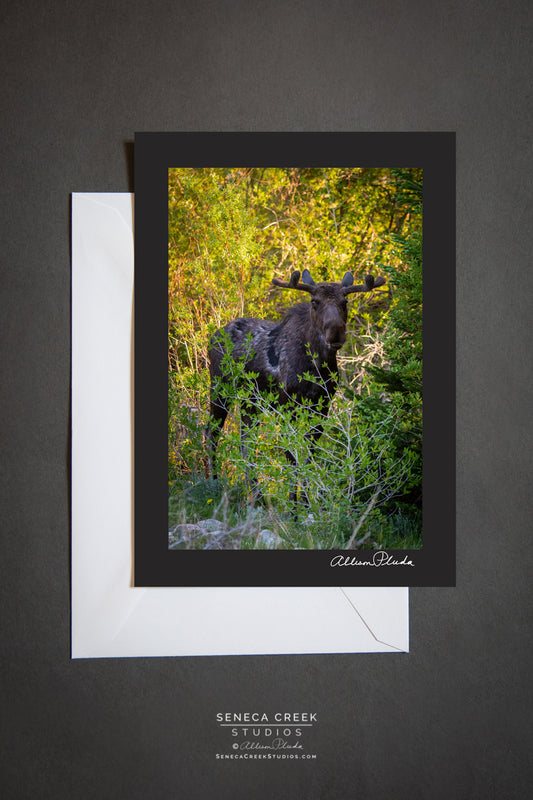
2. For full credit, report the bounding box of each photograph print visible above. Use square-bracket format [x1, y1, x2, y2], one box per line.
[167, 167, 423, 553]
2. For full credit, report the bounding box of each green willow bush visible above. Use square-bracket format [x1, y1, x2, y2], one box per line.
[204, 351, 420, 549]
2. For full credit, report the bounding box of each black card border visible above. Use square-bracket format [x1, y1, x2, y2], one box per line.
[134, 132, 455, 587]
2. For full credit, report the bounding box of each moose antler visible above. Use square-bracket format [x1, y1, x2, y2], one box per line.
[272, 269, 316, 294]
[273, 269, 386, 295]
[342, 273, 386, 295]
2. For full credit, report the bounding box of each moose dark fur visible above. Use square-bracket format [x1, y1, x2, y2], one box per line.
[207, 268, 386, 502]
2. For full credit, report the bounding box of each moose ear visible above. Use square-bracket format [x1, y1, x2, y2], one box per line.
[301, 269, 316, 285]
[341, 271, 354, 287]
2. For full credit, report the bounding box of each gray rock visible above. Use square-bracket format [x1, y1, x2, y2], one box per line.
[197, 518, 226, 532]
[169, 523, 202, 541]
[177, 522, 202, 535]
[255, 529, 284, 549]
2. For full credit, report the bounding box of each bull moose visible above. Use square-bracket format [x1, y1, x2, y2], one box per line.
[207, 268, 386, 503]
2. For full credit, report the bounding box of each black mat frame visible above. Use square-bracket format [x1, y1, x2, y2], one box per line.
[134, 132, 455, 587]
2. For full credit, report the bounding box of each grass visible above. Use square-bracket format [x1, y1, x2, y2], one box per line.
[168, 474, 422, 551]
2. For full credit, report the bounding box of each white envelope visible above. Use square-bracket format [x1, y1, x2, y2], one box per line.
[71, 193, 409, 658]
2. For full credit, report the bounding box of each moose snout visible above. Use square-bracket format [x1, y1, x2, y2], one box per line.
[324, 322, 346, 349]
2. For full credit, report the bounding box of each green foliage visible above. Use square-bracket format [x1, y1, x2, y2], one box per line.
[168, 167, 423, 549]
[362, 174, 423, 511]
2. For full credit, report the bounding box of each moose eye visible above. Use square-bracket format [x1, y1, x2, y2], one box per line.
[311, 299, 319, 308]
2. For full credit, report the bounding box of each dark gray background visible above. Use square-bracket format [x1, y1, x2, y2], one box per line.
[1, 1, 531, 798]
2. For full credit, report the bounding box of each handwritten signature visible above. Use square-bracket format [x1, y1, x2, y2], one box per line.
[330, 551, 415, 567]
